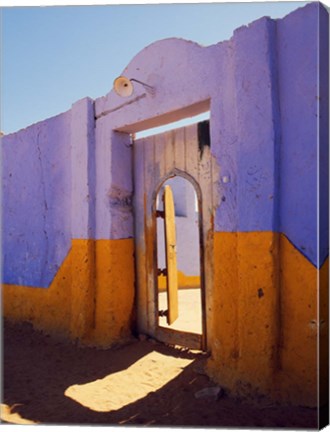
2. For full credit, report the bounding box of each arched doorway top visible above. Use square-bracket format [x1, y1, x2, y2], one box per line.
[153, 168, 202, 208]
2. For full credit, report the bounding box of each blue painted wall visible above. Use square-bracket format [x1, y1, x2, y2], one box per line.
[319, 3, 329, 267]
[2, 112, 72, 287]
[277, 3, 317, 266]
[213, 2, 327, 268]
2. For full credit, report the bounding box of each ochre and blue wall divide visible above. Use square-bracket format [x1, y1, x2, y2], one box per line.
[2, 98, 135, 346]
[2, 112, 72, 288]
[208, 3, 328, 406]
[2, 2, 328, 407]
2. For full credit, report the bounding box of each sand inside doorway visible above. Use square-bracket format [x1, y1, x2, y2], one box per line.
[158, 287, 202, 334]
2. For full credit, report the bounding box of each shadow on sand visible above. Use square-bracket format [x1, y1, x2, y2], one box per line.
[2, 320, 317, 428]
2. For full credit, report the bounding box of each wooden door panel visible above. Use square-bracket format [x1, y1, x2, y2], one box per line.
[163, 185, 179, 325]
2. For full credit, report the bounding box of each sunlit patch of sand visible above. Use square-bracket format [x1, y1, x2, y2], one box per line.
[0, 403, 38, 425]
[65, 350, 193, 412]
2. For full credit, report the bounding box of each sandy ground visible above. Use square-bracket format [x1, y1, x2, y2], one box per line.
[1, 320, 318, 428]
[158, 288, 202, 333]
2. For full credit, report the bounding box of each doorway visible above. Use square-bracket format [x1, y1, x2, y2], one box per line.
[156, 176, 203, 336]
[133, 121, 213, 351]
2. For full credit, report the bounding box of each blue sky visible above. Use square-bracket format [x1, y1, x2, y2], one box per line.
[1, 1, 315, 134]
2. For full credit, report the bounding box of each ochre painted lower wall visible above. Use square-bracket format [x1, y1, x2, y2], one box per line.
[158, 271, 200, 291]
[89, 239, 135, 347]
[208, 231, 322, 407]
[319, 257, 329, 406]
[275, 234, 318, 406]
[3, 238, 135, 348]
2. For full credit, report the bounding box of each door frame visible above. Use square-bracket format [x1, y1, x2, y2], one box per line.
[152, 169, 207, 351]
[133, 123, 214, 353]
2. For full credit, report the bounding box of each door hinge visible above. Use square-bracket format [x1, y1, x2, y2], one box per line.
[156, 210, 165, 219]
[158, 310, 168, 317]
[158, 268, 167, 277]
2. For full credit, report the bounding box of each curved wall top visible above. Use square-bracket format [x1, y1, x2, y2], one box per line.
[95, 37, 227, 132]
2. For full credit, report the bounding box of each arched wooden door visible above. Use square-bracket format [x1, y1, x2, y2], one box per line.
[133, 121, 214, 351]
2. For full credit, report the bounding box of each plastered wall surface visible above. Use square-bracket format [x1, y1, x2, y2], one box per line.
[2, 112, 72, 287]
[2, 2, 328, 407]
